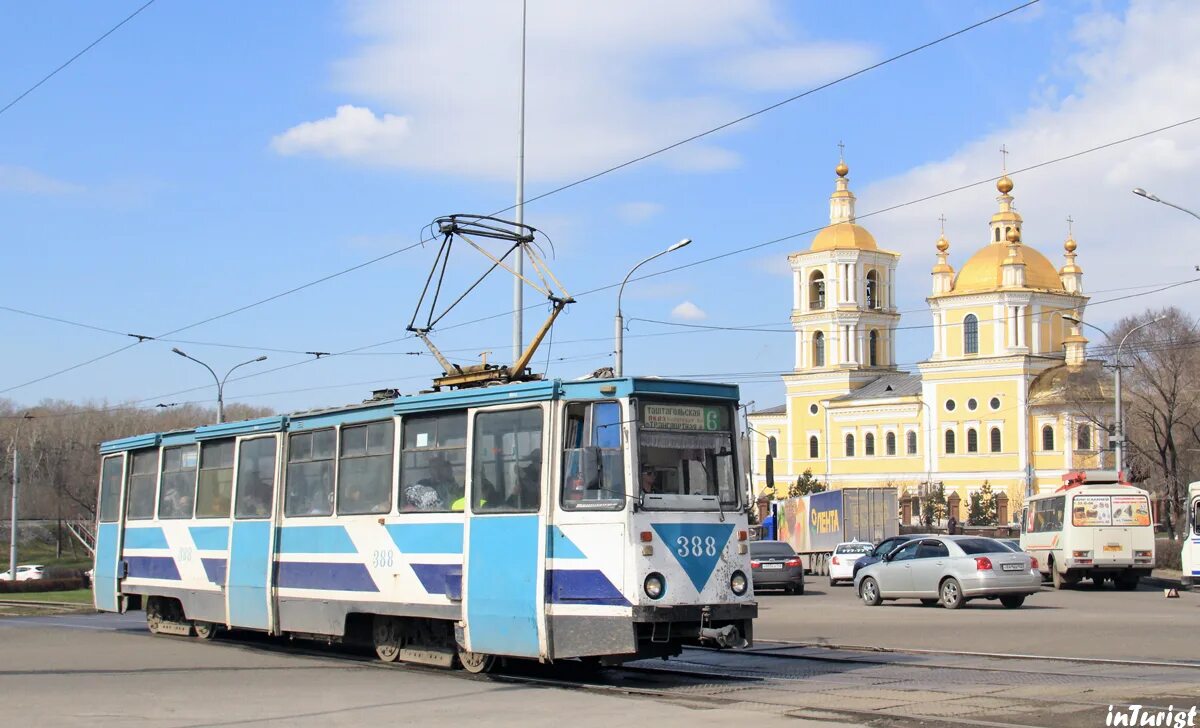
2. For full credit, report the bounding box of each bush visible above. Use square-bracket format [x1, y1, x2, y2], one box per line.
[1155, 538, 1182, 570]
[0, 577, 87, 594]
[41, 566, 86, 581]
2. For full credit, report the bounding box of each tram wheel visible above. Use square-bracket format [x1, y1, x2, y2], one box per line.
[457, 646, 496, 674]
[146, 597, 165, 635]
[193, 621, 217, 640]
[373, 616, 403, 663]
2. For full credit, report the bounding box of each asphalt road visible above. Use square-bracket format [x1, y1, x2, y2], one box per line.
[754, 576, 1199, 663]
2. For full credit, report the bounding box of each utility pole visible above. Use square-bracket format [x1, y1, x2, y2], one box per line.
[8, 413, 32, 582]
[512, 0, 527, 364]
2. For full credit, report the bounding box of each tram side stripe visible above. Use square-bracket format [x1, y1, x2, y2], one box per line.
[276, 562, 379, 592]
[546, 526, 586, 559]
[123, 527, 169, 550]
[383, 523, 463, 554]
[189, 526, 229, 551]
[201, 557, 227, 584]
[409, 563, 462, 597]
[126, 555, 181, 581]
[546, 569, 630, 606]
[276, 526, 358, 554]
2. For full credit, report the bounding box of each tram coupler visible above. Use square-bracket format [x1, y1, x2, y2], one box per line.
[698, 624, 745, 649]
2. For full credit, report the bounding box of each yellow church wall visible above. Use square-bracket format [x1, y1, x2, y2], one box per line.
[940, 304, 999, 358]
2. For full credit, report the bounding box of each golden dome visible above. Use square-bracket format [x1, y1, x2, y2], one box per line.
[812, 222, 877, 252]
[997, 175, 1013, 194]
[954, 243, 1065, 293]
[835, 160, 849, 177]
[936, 233, 949, 252]
[1064, 237, 1077, 252]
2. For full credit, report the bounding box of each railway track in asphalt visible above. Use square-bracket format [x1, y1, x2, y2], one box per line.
[6, 615, 1196, 728]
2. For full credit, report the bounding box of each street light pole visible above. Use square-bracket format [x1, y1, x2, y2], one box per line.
[1132, 188, 1200, 222]
[1064, 314, 1164, 477]
[171, 348, 267, 423]
[8, 412, 33, 582]
[614, 238, 691, 376]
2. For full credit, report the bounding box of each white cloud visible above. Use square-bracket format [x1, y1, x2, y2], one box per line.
[671, 300, 708, 321]
[617, 201, 664, 223]
[856, 0, 1200, 327]
[714, 42, 877, 91]
[0, 165, 81, 195]
[271, 1, 877, 181]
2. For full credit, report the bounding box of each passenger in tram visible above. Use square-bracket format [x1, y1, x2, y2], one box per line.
[640, 467, 658, 495]
[418, 454, 460, 505]
[509, 449, 541, 508]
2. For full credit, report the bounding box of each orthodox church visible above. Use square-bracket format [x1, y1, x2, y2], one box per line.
[748, 156, 1112, 522]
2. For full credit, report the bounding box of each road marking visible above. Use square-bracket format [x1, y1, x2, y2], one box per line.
[750, 640, 1200, 669]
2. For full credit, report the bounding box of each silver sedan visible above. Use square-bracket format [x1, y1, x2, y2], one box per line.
[854, 536, 1041, 609]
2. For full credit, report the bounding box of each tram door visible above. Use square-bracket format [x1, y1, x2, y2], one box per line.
[94, 454, 127, 613]
[463, 406, 547, 658]
[225, 435, 279, 631]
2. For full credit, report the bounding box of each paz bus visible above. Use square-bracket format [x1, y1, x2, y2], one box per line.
[1021, 470, 1154, 590]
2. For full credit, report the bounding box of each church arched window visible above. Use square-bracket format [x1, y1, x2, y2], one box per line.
[1077, 425, 1091, 450]
[963, 314, 979, 355]
[845, 434, 855, 458]
[945, 429, 956, 455]
[809, 436, 819, 459]
[906, 431, 918, 455]
[995, 227, 1001, 242]
[885, 431, 896, 456]
[813, 331, 825, 367]
[869, 330, 879, 367]
[1042, 425, 1055, 451]
[990, 427, 1002, 453]
[866, 270, 878, 309]
[809, 271, 826, 309]
[864, 432, 875, 456]
[966, 428, 978, 453]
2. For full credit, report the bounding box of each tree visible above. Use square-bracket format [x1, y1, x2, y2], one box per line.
[788, 469, 826, 498]
[920, 481, 946, 529]
[1111, 307, 1200, 539]
[967, 481, 998, 526]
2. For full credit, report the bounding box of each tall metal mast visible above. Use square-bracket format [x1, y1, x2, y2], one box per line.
[512, 0, 527, 363]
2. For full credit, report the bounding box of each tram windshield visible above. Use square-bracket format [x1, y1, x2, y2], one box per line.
[636, 399, 739, 510]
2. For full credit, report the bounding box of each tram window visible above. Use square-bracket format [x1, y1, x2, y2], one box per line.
[285, 429, 336, 517]
[1193, 499, 1200, 536]
[126, 450, 159, 520]
[562, 401, 625, 511]
[636, 400, 738, 507]
[338, 420, 395, 515]
[196, 440, 235, 518]
[473, 407, 544, 513]
[159, 446, 199, 519]
[235, 437, 277, 519]
[400, 412, 467, 512]
[99, 456, 123, 523]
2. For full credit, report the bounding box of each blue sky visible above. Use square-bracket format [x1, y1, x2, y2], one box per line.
[2, 0, 1197, 415]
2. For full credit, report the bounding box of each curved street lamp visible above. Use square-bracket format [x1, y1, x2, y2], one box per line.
[171, 348, 268, 423]
[1132, 188, 1200, 222]
[614, 238, 691, 377]
[1063, 314, 1165, 476]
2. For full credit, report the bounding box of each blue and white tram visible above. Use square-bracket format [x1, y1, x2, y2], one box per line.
[93, 377, 757, 670]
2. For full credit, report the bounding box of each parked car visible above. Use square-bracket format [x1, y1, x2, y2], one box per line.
[749, 540, 805, 594]
[854, 536, 1041, 609]
[0, 564, 45, 581]
[996, 539, 1023, 552]
[829, 541, 873, 586]
[852, 533, 936, 579]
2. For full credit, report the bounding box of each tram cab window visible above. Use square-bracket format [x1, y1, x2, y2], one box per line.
[561, 401, 625, 511]
[235, 436, 277, 519]
[126, 450, 159, 520]
[636, 400, 738, 510]
[159, 445, 199, 519]
[400, 412, 466, 512]
[338, 420, 394, 515]
[285, 428, 336, 517]
[99, 456, 123, 523]
[196, 440, 235, 518]
[472, 407, 544, 513]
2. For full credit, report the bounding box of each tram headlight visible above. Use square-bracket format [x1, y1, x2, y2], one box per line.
[644, 573, 666, 600]
[730, 570, 748, 596]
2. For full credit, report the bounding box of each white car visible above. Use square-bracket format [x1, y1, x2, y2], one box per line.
[0, 564, 45, 581]
[829, 541, 873, 586]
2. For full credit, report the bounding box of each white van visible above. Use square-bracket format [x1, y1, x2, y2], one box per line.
[1183, 482, 1200, 590]
[1021, 472, 1155, 590]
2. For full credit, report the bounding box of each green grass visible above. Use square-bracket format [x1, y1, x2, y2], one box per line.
[11, 541, 92, 571]
[0, 588, 93, 604]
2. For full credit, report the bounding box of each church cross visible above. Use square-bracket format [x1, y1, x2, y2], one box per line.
[1066, 215, 1075, 237]
[938, 214, 947, 234]
[837, 140, 845, 161]
[999, 144, 1009, 173]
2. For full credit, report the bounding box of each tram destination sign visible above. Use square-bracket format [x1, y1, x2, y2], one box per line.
[642, 404, 729, 431]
